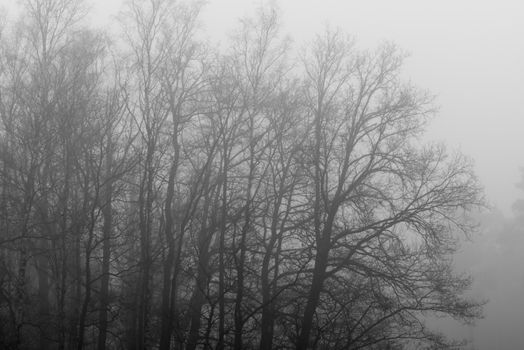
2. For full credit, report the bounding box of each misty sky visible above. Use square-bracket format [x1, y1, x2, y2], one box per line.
[3, 0, 522, 211]
[202, 0, 524, 215]
[2, 0, 523, 348]
[87, 0, 524, 214]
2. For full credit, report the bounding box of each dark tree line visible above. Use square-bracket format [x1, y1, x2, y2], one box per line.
[0, 1, 484, 349]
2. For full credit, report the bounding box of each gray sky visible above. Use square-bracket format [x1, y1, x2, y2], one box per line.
[4, 0, 522, 212]
[197, 0, 524, 214]
[93, 0, 524, 213]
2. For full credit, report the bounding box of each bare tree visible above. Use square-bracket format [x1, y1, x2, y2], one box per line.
[227, 7, 289, 349]
[156, 3, 206, 348]
[0, 3, 484, 350]
[120, 0, 170, 346]
[258, 82, 307, 350]
[295, 31, 482, 349]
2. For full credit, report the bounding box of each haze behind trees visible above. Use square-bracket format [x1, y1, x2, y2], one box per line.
[0, 0, 485, 349]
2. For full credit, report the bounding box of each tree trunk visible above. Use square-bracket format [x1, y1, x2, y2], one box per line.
[187, 185, 215, 350]
[159, 161, 178, 350]
[77, 220, 95, 350]
[259, 228, 278, 350]
[57, 144, 71, 350]
[217, 144, 229, 350]
[97, 136, 113, 349]
[16, 162, 37, 343]
[233, 200, 251, 350]
[296, 240, 329, 350]
[185, 245, 211, 350]
[136, 134, 155, 349]
[260, 168, 289, 350]
[259, 246, 275, 350]
[37, 243, 50, 350]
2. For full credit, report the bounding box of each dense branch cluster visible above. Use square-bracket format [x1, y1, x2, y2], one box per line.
[0, 1, 483, 349]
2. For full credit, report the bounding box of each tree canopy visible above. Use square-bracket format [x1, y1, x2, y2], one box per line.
[0, 1, 483, 349]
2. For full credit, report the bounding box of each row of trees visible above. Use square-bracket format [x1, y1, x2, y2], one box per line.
[0, 0, 483, 349]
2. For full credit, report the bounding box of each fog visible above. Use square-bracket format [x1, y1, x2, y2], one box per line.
[88, 0, 524, 212]
[203, 0, 524, 214]
[1, 0, 523, 348]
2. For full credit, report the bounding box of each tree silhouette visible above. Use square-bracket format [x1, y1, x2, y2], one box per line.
[0, 2, 484, 349]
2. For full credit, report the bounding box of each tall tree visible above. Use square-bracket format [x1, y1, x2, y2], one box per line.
[121, 0, 170, 346]
[0, 3, 485, 350]
[295, 31, 482, 349]
[156, 2, 206, 348]
[227, 7, 289, 349]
